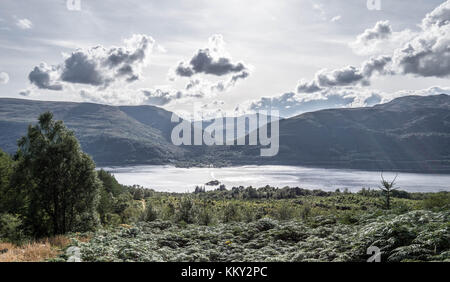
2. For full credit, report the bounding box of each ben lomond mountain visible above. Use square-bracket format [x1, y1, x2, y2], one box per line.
[0, 94, 449, 172]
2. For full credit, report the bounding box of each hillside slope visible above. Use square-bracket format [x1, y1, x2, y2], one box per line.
[0, 98, 185, 165]
[225, 94, 450, 172]
[0, 95, 449, 172]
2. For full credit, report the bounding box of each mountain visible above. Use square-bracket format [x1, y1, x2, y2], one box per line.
[0, 98, 187, 165]
[195, 113, 280, 142]
[223, 94, 450, 173]
[0, 94, 449, 172]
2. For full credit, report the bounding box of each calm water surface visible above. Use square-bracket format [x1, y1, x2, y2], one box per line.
[101, 165, 450, 193]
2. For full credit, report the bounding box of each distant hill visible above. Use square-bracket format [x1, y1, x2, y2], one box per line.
[196, 113, 280, 142]
[0, 98, 186, 165]
[222, 94, 450, 173]
[0, 94, 449, 172]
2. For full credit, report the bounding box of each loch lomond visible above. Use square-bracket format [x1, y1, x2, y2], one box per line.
[102, 165, 450, 193]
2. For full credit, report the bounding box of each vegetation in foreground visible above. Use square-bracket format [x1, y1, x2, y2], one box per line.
[0, 112, 449, 262]
[76, 210, 449, 262]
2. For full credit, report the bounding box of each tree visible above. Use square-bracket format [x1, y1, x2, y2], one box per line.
[97, 169, 123, 196]
[13, 112, 100, 236]
[0, 149, 14, 213]
[379, 172, 398, 210]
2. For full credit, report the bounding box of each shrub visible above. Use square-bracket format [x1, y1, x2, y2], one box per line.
[121, 204, 143, 224]
[242, 206, 255, 223]
[0, 241, 58, 262]
[222, 203, 240, 223]
[162, 201, 176, 221]
[142, 203, 158, 222]
[422, 192, 450, 210]
[0, 213, 24, 244]
[275, 202, 295, 221]
[176, 197, 195, 224]
[197, 207, 214, 226]
[338, 211, 359, 225]
[254, 218, 277, 231]
[300, 204, 312, 221]
[73, 212, 100, 233]
[105, 213, 122, 226]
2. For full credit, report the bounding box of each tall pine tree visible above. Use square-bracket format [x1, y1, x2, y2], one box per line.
[13, 112, 100, 236]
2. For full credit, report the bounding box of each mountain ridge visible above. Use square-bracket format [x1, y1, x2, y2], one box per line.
[0, 95, 449, 172]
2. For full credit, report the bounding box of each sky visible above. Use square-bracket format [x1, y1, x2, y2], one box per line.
[0, 0, 449, 118]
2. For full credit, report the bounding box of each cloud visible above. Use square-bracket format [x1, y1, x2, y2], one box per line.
[356, 20, 392, 44]
[183, 71, 249, 95]
[79, 85, 206, 107]
[393, 1, 450, 78]
[171, 35, 250, 97]
[297, 56, 391, 93]
[0, 72, 9, 84]
[350, 21, 415, 56]
[316, 66, 365, 87]
[174, 34, 249, 77]
[296, 80, 321, 93]
[361, 56, 393, 77]
[79, 89, 143, 105]
[16, 18, 32, 29]
[28, 34, 154, 90]
[331, 15, 341, 22]
[19, 89, 32, 96]
[347, 1, 450, 78]
[241, 90, 362, 117]
[270, 1, 450, 117]
[74, 37, 247, 107]
[242, 86, 450, 118]
[28, 63, 63, 90]
[421, 0, 450, 29]
[141, 89, 184, 106]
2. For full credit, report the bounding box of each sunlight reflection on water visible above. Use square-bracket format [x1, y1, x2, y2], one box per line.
[101, 165, 450, 193]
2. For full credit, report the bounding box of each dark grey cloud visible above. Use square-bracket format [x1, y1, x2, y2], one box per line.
[361, 56, 392, 77]
[175, 35, 249, 79]
[60, 51, 106, 86]
[395, 41, 450, 78]
[229, 70, 249, 84]
[28, 34, 154, 90]
[28, 64, 63, 90]
[316, 66, 365, 88]
[175, 49, 246, 77]
[297, 80, 321, 93]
